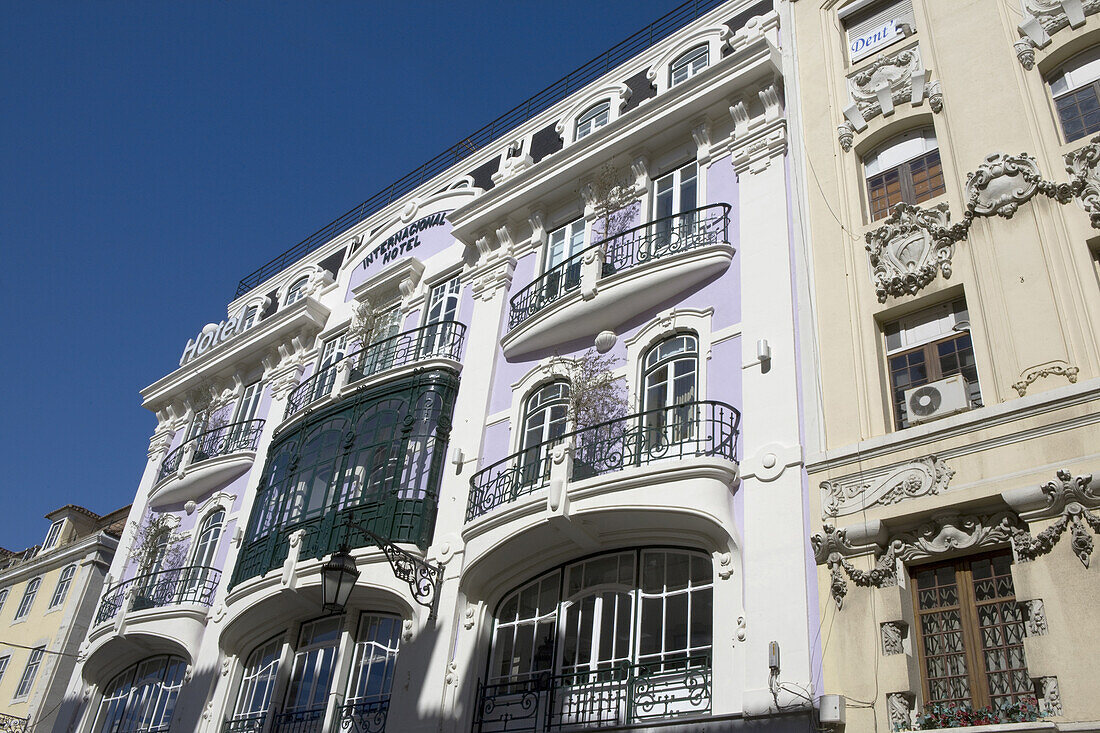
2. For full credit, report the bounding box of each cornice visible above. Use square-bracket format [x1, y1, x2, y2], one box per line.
[448, 35, 780, 246]
[0, 531, 118, 586]
[141, 296, 330, 412]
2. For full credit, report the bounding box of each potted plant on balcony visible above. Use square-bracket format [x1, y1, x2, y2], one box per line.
[550, 348, 629, 480]
[127, 512, 186, 612]
[587, 163, 639, 278]
[912, 700, 1042, 730]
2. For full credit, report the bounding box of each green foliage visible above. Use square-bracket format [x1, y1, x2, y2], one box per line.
[912, 700, 1041, 730]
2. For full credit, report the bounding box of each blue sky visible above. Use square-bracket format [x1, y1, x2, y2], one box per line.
[0, 0, 680, 550]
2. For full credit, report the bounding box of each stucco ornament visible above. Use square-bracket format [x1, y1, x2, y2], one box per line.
[887, 692, 915, 731]
[1065, 135, 1100, 227]
[823, 455, 955, 518]
[889, 511, 1022, 562]
[1012, 360, 1080, 396]
[811, 524, 897, 609]
[1036, 676, 1064, 716]
[965, 153, 1041, 218]
[840, 48, 940, 146]
[865, 204, 957, 303]
[1022, 598, 1048, 637]
[837, 122, 854, 152]
[1018, 0, 1100, 49]
[880, 621, 905, 655]
[1014, 40, 1036, 70]
[1012, 470, 1100, 567]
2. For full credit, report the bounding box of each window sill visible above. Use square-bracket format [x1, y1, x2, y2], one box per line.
[902, 721, 1058, 733]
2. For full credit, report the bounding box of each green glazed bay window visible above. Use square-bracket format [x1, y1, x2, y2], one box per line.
[231, 370, 459, 586]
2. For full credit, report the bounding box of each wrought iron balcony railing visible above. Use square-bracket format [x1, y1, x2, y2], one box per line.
[508, 204, 731, 330]
[472, 653, 712, 732]
[157, 419, 265, 483]
[285, 321, 466, 420]
[222, 697, 389, 733]
[271, 706, 326, 733]
[335, 698, 389, 733]
[221, 713, 266, 733]
[466, 400, 739, 522]
[0, 713, 28, 733]
[95, 565, 221, 625]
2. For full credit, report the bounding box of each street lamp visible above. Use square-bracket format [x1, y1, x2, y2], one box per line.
[321, 547, 360, 613]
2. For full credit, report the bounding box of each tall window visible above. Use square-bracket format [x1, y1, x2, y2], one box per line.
[234, 382, 263, 425]
[670, 45, 708, 86]
[422, 276, 461, 355]
[183, 510, 224, 600]
[865, 128, 945, 221]
[92, 656, 186, 733]
[284, 277, 309, 307]
[0, 656, 9, 685]
[242, 305, 259, 330]
[885, 298, 980, 429]
[0, 588, 8, 615]
[642, 334, 699, 444]
[345, 614, 402, 719]
[518, 381, 571, 486]
[913, 553, 1035, 709]
[43, 519, 65, 550]
[14, 577, 40, 620]
[14, 647, 44, 699]
[312, 332, 349, 402]
[1049, 46, 1100, 143]
[653, 162, 699, 253]
[575, 101, 610, 141]
[230, 636, 283, 728]
[280, 617, 343, 731]
[482, 549, 713, 729]
[49, 565, 77, 609]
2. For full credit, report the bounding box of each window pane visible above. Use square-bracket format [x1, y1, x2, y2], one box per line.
[868, 168, 902, 221]
[1056, 85, 1100, 142]
[968, 557, 1035, 707]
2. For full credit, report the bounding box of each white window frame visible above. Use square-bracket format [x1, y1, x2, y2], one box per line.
[241, 305, 259, 330]
[233, 381, 263, 425]
[575, 101, 611, 141]
[0, 656, 8, 685]
[670, 45, 708, 87]
[345, 613, 402, 708]
[42, 520, 64, 550]
[14, 647, 43, 699]
[0, 589, 7, 616]
[1048, 46, 1100, 143]
[840, 0, 915, 64]
[283, 617, 344, 716]
[49, 565, 77, 609]
[284, 276, 309, 307]
[230, 635, 284, 724]
[14, 578, 40, 621]
[545, 219, 586, 273]
[91, 655, 187, 732]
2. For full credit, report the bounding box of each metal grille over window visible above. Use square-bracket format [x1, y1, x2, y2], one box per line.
[913, 553, 1035, 710]
[473, 549, 713, 732]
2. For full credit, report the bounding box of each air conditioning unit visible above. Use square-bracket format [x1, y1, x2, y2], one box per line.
[904, 375, 971, 425]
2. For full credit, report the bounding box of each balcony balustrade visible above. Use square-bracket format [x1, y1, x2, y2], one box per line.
[285, 321, 466, 421]
[472, 653, 712, 732]
[508, 204, 731, 331]
[157, 420, 265, 484]
[222, 697, 389, 733]
[466, 400, 740, 523]
[0, 713, 28, 733]
[95, 565, 221, 625]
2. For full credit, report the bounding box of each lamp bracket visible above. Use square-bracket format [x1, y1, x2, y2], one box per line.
[344, 520, 444, 622]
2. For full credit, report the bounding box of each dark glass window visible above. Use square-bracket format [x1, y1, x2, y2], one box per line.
[867, 149, 945, 221]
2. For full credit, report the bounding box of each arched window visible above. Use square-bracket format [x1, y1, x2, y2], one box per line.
[49, 565, 77, 608]
[229, 636, 282, 729]
[242, 305, 259, 330]
[575, 101, 611, 141]
[92, 655, 187, 733]
[14, 577, 40, 620]
[480, 549, 713, 729]
[864, 127, 945, 221]
[642, 334, 699, 445]
[284, 276, 309, 306]
[1048, 46, 1100, 142]
[518, 381, 570, 486]
[670, 45, 708, 87]
[182, 510, 224, 601]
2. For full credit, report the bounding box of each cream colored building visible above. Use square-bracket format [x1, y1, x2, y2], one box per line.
[0, 505, 126, 732]
[787, 0, 1100, 730]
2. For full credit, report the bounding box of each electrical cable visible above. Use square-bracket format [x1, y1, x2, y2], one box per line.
[0, 641, 75, 658]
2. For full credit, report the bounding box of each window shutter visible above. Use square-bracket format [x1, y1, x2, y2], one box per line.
[844, 0, 914, 62]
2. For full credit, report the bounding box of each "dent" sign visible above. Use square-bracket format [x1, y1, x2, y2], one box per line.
[850, 19, 901, 62]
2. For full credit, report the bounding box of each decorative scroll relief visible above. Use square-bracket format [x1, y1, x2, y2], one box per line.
[1008, 469, 1100, 567]
[812, 512, 1023, 609]
[838, 48, 943, 150]
[822, 455, 955, 519]
[1013, 360, 1080, 396]
[864, 140, 1100, 300]
[1017, 0, 1100, 58]
[865, 205, 957, 303]
[880, 621, 907, 655]
[887, 692, 915, 732]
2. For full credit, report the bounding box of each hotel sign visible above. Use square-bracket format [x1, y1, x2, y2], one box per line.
[360, 212, 448, 270]
[850, 19, 902, 62]
[179, 316, 245, 366]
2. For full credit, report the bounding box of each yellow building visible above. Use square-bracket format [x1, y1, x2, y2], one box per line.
[0, 505, 126, 732]
[788, 0, 1100, 729]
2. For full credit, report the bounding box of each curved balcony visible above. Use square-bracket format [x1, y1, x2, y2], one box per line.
[504, 205, 732, 357]
[95, 565, 221, 626]
[152, 420, 264, 507]
[285, 320, 466, 420]
[466, 400, 740, 522]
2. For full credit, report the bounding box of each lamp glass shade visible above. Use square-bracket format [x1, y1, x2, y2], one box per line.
[321, 549, 360, 611]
